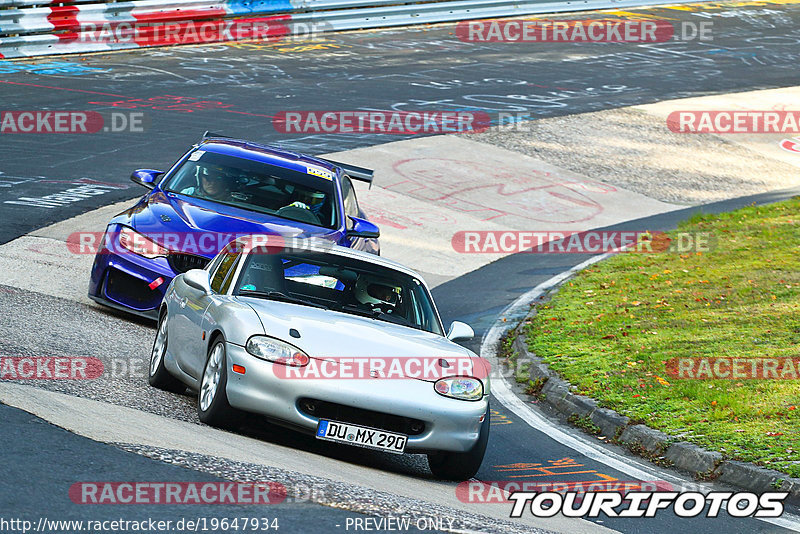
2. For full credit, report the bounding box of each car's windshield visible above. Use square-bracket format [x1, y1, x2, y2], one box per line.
[162, 149, 338, 230]
[234, 248, 444, 335]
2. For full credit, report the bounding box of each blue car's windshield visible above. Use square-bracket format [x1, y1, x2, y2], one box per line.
[234, 248, 444, 336]
[162, 150, 338, 230]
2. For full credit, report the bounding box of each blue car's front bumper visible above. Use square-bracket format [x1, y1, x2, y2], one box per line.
[88, 231, 210, 321]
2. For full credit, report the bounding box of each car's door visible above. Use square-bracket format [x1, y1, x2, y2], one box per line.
[183, 246, 243, 380]
[171, 243, 237, 379]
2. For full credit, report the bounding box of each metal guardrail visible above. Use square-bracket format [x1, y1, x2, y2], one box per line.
[0, 0, 690, 58]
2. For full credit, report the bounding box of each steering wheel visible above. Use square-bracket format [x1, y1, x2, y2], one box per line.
[275, 205, 321, 225]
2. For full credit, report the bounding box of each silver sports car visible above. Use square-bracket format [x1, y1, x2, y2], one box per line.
[148, 237, 490, 480]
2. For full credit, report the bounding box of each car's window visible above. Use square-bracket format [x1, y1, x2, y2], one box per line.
[162, 149, 339, 230]
[341, 176, 360, 223]
[220, 254, 243, 294]
[207, 239, 238, 276]
[211, 249, 239, 294]
[284, 262, 346, 290]
[234, 249, 443, 335]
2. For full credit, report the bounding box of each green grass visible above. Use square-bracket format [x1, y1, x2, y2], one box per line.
[524, 198, 800, 477]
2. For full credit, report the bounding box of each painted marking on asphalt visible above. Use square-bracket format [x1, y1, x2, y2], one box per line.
[490, 409, 513, 425]
[482, 253, 800, 530]
[496, 457, 609, 478]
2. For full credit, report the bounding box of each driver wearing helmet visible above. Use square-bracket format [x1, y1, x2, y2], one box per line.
[284, 188, 326, 216]
[354, 276, 401, 314]
[180, 163, 233, 202]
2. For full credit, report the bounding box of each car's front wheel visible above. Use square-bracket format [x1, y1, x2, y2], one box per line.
[197, 337, 239, 429]
[427, 405, 490, 480]
[148, 312, 186, 394]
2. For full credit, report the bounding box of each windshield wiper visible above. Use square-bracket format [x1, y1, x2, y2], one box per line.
[335, 303, 381, 319]
[334, 304, 415, 328]
[238, 290, 328, 310]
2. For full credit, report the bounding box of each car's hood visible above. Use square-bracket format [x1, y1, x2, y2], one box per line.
[130, 190, 337, 256]
[238, 298, 477, 380]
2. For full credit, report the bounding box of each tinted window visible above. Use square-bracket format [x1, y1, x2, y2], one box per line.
[211, 250, 239, 293]
[341, 176, 360, 220]
[235, 249, 443, 335]
[163, 150, 338, 230]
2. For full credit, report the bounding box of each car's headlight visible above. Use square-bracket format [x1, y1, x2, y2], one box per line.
[434, 377, 483, 401]
[118, 227, 169, 259]
[246, 336, 309, 367]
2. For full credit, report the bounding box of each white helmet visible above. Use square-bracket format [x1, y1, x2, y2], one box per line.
[354, 276, 400, 310]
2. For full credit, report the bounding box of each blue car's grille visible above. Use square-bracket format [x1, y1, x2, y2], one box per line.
[167, 253, 210, 274]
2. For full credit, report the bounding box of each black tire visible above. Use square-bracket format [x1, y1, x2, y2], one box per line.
[197, 336, 239, 429]
[427, 405, 490, 480]
[148, 311, 186, 394]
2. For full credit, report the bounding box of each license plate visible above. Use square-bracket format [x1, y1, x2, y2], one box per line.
[315, 420, 407, 454]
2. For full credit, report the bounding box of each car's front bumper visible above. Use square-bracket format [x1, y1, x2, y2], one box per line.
[224, 342, 488, 453]
[88, 246, 175, 316]
[88, 224, 209, 318]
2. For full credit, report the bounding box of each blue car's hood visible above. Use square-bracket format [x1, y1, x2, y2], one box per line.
[130, 190, 339, 256]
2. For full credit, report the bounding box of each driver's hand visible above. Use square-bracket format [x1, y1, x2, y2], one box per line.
[288, 201, 310, 210]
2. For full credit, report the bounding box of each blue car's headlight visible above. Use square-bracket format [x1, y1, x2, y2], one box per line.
[434, 377, 483, 401]
[118, 227, 169, 259]
[246, 336, 309, 367]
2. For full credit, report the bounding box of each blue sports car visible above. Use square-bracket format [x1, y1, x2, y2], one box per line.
[88, 133, 380, 320]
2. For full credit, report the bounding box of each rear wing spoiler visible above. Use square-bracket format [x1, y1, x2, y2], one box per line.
[317, 158, 374, 189]
[201, 131, 232, 141]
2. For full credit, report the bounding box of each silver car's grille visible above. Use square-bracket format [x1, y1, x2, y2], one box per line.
[298, 398, 426, 435]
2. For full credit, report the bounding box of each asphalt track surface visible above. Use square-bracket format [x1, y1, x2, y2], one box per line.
[0, 403, 393, 533]
[2, 1, 800, 242]
[2, 1, 800, 532]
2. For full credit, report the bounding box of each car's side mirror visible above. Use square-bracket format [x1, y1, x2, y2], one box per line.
[183, 269, 212, 295]
[347, 216, 380, 239]
[447, 321, 474, 341]
[130, 169, 162, 189]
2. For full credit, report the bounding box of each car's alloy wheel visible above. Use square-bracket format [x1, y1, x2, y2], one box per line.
[200, 343, 223, 412]
[150, 317, 167, 377]
[197, 337, 239, 428]
[148, 312, 186, 393]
